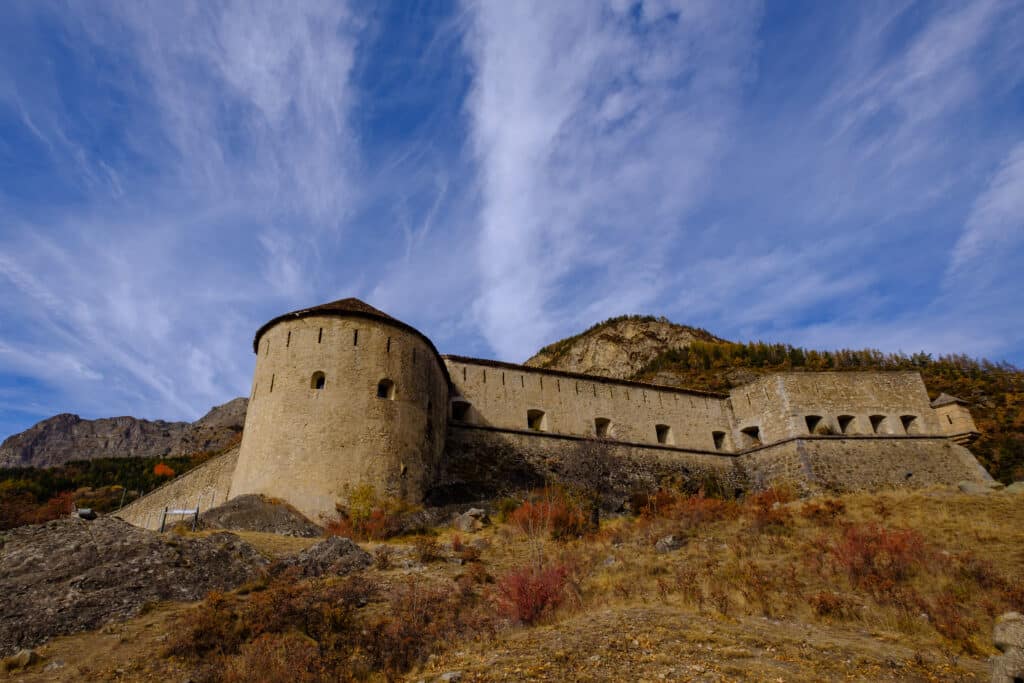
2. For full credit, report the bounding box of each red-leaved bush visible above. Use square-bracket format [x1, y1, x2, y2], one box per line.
[509, 488, 590, 541]
[153, 462, 176, 478]
[494, 563, 570, 624]
[828, 523, 930, 587]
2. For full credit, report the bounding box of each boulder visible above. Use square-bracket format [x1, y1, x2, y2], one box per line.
[992, 612, 1024, 683]
[958, 481, 993, 495]
[452, 507, 491, 533]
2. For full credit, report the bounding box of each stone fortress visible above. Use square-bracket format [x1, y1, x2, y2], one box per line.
[119, 298, 992, 527]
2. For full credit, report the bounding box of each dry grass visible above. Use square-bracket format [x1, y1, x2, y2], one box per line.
[11, 486, 1021, 682]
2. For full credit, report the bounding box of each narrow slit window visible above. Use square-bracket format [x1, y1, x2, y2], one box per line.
[595, 417, 611, 438]
[483, 370, 487, 383]
[318, 328, 323, 343]
[527, 409, 547, 432]
[900, 415, 919, 434]
[740, 426, 761, 447]
[386, 337, 391, 352]
[269, 374, 275, 393]
[838, 415, 855, 434]
[947, 414, 953, 425]
[353, 329, 359, 346]
[712, 431, 726, 450]
[265, 339, 270, 356]
[869, 415, 887, 434]
[502, 372, 505, 385]
[377, 379, 395, 400]
[286, 331, 291, 347]
[805, 415, 823, 434]
[311, 371, 326, 390]
[655, 424, 673, 445]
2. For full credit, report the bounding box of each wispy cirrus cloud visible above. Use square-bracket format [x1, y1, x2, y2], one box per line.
[461, 0, 762, 360]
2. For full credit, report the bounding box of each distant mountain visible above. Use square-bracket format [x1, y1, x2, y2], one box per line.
[525, 315, 726, 379]
[0, 398, 248, 469]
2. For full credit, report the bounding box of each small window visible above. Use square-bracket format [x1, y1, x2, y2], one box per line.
[869, 415, 887, 434]
[311, 371, 325, 390]
[527, 409, 547, 432]
[452, 399, 471, 422]
[386, 337, 391, 352]
[318, 328, 323, 343]
[353, 329, 359, 346]
[655, 424, 673, 445]
[269, 374, 275, 393]
[900, 415, 919, 434]
[595, 417, 612, 438]
[805, 415, 823, 434]
[838, 415, 856, 434]
[377, 379, 395, 400]
[712, 431, 726, 450]
[740, 426, 761, 447]
[286, 330, 291, 347]
[947, 414, 953, 425]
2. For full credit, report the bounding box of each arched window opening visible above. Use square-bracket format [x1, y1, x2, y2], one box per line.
[712, 431, 726, 450]
[311, 371, 326, 390]
[740, 426, 761, 448]
[838, 415, 856, 434]
[900, 415, 919, 434]
[451, 399, 471, 422]
[377, 379, 395, 400]
[594, 417, 612, 438]
[655, 424, 673, 445]
[869, 415, 887, 434]
[527, 409, 547, 432]
[805, 415, 823, 434]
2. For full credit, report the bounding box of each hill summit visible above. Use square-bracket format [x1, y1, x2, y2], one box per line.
[525, 315, 725, 379]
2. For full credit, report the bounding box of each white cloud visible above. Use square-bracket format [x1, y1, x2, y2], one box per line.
[462, 0, 762, 360]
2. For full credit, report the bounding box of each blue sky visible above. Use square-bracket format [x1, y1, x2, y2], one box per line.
[1, 1, 1022, 439]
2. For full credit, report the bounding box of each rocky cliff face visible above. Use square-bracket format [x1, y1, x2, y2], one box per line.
[0, 398, 248, 469]
[525, 316, 725, 380]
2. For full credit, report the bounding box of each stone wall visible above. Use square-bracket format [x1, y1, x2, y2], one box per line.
[729, 372, 940, 444]
[429, 424, 746, 504]
[444, 357, 734, 452]
[116, 447, 239, 530]
[230, 315, 450, 522]
[740, 436, 992, 494]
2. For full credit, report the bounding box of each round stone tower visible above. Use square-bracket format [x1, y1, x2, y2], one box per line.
[229, 298, 450, 522]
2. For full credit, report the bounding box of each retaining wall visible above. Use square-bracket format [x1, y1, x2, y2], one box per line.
[115, 447, 239, 530]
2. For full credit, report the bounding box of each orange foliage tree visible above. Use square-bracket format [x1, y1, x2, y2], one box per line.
[153, 462, 176, 478]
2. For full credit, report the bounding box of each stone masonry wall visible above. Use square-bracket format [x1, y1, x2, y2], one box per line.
[430, 424, 746, 505]
[741, 436, 992, 494]
[444, 357, 734, 452]
[116, 447, 239, 530]
[729, 372, 940, 445]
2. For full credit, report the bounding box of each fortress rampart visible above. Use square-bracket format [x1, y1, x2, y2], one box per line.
[117, 298, 990, 527]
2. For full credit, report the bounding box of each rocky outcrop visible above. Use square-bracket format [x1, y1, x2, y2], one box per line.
[201, 494, 323, 538]
[0, 516, 267, 656]
[525, 317, 724, 380]
[0, 397, 248, 469]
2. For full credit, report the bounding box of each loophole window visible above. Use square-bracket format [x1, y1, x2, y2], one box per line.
[377, 379, 395, 400]
[311, 371, 326, 390]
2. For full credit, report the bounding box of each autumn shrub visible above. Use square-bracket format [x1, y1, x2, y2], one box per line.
[631, 488, 739, 527]
[828, 523, 930, 588]
[412, 535, 441, 563]
[799, 498, 846, 525]
[509, 487, 590, 541]
[373, 545, 394, 570]
[743, 488, 794, 535]
[808, 591, 859, 620]
[221, 632, 325, 683]
[326, 484, 418, 541]
[493, 562, 570, 624]
[494, 497, 521, 523]
[923, 590, 981, 654]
